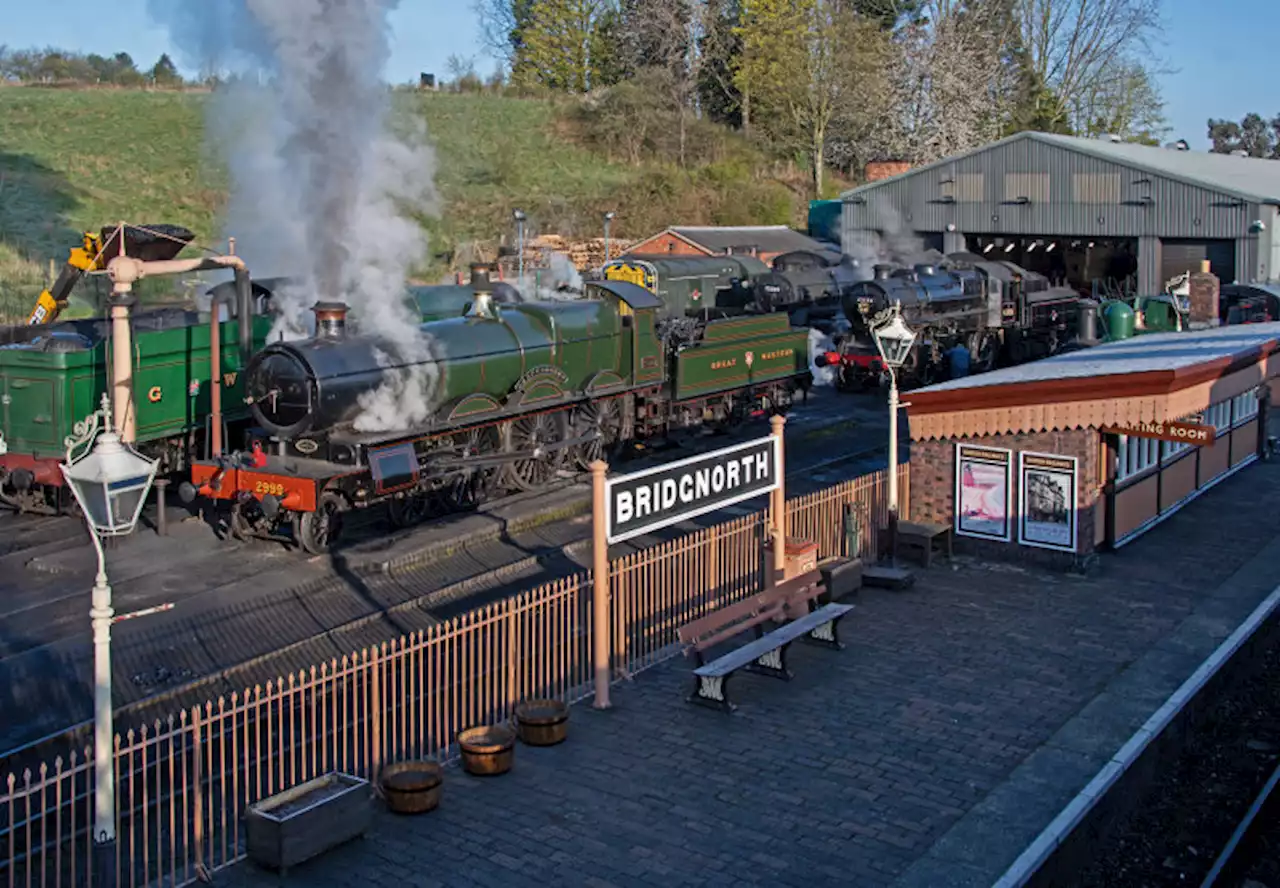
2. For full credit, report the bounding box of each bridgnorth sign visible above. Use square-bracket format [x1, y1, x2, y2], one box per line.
[605, 435, 781, 543]
[1102, 419, 1217, 445]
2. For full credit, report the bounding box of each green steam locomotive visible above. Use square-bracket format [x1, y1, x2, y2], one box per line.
[184, 265, 812, 554]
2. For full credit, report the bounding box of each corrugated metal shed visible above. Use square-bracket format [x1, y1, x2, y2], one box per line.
[840, 132, 1280, 293]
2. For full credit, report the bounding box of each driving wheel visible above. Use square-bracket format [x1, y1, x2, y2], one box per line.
[294, 491, 345, 555]
[504, 412, 568, 491]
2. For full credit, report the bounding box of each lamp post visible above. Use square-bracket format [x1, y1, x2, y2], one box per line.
[513, 209, 527, 284]
[603, 211, 616, 262]
[61, 393, 159, 887]
[871, 300, 917, 565]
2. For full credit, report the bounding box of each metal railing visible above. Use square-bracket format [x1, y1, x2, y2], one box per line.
[1, 465, 907, 887]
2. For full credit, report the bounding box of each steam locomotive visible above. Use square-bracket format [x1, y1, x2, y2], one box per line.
[828, 253, 1088, 388]
[182, 265, 812, 554]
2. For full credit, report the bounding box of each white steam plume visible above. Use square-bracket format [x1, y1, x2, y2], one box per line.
[517, 251, 584, 302]
[808, 329, 837, 387]
[149, 0, 442, 433]
[841, 197, 929, 279]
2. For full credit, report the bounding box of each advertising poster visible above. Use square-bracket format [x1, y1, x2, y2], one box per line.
[954, 445, 1012, 542]
[1018, 452, 1078, 552]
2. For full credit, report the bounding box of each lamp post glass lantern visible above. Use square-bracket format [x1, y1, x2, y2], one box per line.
[871, 301, 916, 565]
[61, 393, 159, 882]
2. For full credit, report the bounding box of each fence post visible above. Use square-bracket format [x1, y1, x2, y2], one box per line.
[506, 602, 518, 711]
[769, 414, 787, 583]
[370, 647, 382, 784]
[191, 707, 204, 875]
[590, 461, 612, 710]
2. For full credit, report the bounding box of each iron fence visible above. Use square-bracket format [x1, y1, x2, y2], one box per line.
[1, 465, 907, 886]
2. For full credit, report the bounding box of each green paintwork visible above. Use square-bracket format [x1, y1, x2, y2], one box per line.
[0, 312, 272, 459]
[673, 316, 810, 400]
[1100, 295, 1185, 341]
[602, 255, 769, 318]
[406, 285, 474, 322]
[418, 299, 627, 416]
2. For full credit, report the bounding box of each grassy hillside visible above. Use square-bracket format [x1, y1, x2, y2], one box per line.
[0, 86, 817, 322]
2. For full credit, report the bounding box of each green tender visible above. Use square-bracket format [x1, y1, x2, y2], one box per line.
[0, 312, 273, 459]
[674, 315, 809, 401]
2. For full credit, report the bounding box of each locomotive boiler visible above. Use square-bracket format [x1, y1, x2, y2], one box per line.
[184, 264, 811, 554]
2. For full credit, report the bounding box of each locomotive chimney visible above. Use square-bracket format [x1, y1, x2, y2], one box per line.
[467, 262, 497, 318]
[873, 264, 893, 280]
[312, 301, 349, 340]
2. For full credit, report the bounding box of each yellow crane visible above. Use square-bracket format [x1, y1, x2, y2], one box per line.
[26, 224, 196, 325]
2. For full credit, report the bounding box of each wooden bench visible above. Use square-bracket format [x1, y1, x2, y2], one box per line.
[676, 571, 855, 713]
[897, 520, 953, 568]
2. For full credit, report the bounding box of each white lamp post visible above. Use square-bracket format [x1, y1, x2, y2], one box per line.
[61, 393, 159, 885]
[603, 211, 616, 262]
[513, 209, 527, 284]
[871, 300, 917, 564]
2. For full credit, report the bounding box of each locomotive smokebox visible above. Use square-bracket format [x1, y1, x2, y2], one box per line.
[873, 264, 893, 280]
[312, 301, 349, 341]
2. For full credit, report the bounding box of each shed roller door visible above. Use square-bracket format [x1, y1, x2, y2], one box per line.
[1160, 239, 1236, 288]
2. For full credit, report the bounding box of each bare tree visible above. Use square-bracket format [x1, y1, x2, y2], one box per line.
[890, 0, 1019, 163]
[473, 0, 526, 68]
[1015, 0, 1165, 133]
[621, 0, 708, 166]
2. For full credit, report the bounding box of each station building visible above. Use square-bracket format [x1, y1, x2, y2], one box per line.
[841, 132, 1280, 294]
[904, 324, 1280, 567]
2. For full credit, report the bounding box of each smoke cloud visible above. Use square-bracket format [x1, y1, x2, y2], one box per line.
[516, 251, 585, 302]
[808, 328, 837, 387]
[148, 0, 442, 433]
[842, 196, 930, 280]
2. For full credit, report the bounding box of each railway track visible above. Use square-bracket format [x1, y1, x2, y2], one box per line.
[1070, 618, 1280, 887]
[1200, 759, 1280, 887]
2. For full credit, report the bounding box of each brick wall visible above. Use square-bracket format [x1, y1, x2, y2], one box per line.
[912, 428, 1102, 571]
[865, 161, 910, 182]
[625, 232, 710, 257]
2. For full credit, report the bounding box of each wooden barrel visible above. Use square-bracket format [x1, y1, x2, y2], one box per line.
[380, 761, 443, 815]
[514, 699, 570, 747]
[457, 726, 515, 776]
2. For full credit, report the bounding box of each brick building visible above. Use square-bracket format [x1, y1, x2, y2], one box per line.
[905, 324, 1280, 568]
[623, 226, 833, 266]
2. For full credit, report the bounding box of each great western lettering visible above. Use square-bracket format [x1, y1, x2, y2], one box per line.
[605, 435, 780, 543]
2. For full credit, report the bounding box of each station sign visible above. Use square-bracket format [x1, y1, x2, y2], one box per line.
[1102, 419, 1216, 446]
[605, 435, 780, 543]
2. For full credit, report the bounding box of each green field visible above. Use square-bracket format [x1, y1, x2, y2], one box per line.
[0, 87, 811, 323]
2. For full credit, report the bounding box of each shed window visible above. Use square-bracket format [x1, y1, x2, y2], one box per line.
[1117, 434, 1159, 480]
[953, 173, 984, 202]
[1072, 173, 1121, 204]
[1003, 173, 1049, 203]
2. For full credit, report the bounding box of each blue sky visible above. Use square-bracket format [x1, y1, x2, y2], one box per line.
[2, 0, 1275, 149]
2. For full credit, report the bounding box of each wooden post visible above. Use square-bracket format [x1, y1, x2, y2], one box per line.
[770, 414, 787, 582]
[590, 461, 612, 710]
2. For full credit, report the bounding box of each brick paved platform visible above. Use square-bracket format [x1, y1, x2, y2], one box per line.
[219, 454, 1280, 888]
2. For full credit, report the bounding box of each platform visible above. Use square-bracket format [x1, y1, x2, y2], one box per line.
[216, 440, 1280, 887]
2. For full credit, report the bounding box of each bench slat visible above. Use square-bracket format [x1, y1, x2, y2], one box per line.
[693, 603, 855, 678]
[677, 593, 772, 646]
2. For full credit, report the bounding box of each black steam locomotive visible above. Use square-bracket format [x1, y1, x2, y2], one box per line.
[828, 253, 1089, 388]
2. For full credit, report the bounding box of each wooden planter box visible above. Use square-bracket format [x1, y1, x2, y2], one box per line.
[245, 772, 372, 874]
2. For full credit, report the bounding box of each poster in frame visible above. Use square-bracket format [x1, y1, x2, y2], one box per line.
[953, 444, 1013, 542]
[1017, 452, 1078, 552]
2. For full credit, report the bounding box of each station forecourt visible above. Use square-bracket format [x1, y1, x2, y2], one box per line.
[215, 324, 1280, 887]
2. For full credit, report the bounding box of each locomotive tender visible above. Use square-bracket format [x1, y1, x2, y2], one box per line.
[183, 266, 812, 554]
